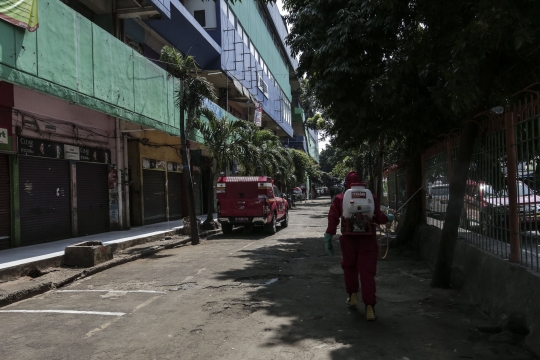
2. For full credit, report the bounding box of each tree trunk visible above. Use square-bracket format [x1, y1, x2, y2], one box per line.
[179, 80, 200, 245]
[202, 159, 218, 230]
[394, 141, 423, 247]
[368, 151, 374, 189]
[431, 121, 479, 288]
[376, 137, 385, 200]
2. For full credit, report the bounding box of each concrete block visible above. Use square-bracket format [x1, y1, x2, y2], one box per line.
[64, 241, 113, 268]
[182, 217, 201, 235]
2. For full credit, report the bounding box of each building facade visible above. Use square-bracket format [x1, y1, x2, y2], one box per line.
[0, 0, 318, 249]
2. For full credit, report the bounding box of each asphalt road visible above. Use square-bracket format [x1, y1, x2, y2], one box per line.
[0, 197, 534, 360]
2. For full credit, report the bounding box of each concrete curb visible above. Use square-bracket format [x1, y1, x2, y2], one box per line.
[0, 229, 222, 308]
[0, 227, 187, 282]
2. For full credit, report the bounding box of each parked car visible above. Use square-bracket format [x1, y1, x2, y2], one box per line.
[216, 176, 289, 235]
[427, 182, 450, 216]
[293, 187, 303, 201]
[463, 180, 540, 234]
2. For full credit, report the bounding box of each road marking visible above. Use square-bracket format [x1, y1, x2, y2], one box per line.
[196, 268, 207, 275]
[86, 295, 163, 338]
[132, 295, 162, 313]
[86, 317, 122, 338]
[237, 241, 256, 252]
[57, 290, 166, 294]
[0, 310, 125, 316]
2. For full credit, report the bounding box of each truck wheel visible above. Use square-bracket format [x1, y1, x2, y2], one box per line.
[281, 210, 289, 228]
[222, 224, 233, 235]
[265, 214, 277, 234]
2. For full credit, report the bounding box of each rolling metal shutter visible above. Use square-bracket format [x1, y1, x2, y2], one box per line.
[168, 172, 183, 220]
[0, 154, 10, 250]
[19, 156, 71, 246]
[193, 169, 202, 215]
[76, 162, 109, 236]
[143, 170, 166, 224]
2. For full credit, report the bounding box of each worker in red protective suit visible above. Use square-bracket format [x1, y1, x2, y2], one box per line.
[324, 171, 388, 321]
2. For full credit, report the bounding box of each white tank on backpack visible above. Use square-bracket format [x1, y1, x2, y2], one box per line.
[342, 183, 374, 218]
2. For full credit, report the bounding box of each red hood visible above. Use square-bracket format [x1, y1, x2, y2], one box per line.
[345, 171, 362, 190]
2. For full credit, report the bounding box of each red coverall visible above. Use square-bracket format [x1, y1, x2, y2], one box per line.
[326, 172, 388, 306]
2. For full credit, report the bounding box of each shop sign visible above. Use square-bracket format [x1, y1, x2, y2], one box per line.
[142, 158, 166, 170]
[64, 144, 80, 160]
[19, 136, 111, 163]
[19, 137, 64, 159]
[203, 98, 224, 119]
[254, 101, 262, 127]
[0, 128, 7, 144]
[167, 162, 182, 172]
[23, 118, 37, 130]
[79, 146, 111, 164]
[45, 125, 56, 133]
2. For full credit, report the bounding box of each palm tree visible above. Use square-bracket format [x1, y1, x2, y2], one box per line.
[235, 123, 295, 190]
[160, 46, 217, 245]
[194, 109, 247, 228]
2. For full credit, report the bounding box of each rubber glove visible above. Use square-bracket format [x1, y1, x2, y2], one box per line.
[324, 233, 334, 256]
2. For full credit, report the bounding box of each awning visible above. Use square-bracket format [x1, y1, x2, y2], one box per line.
[0, 0, 39, 31]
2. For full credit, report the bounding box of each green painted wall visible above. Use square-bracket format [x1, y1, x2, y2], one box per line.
[0, 0, 180, 135]
[229, 0, 291, 101]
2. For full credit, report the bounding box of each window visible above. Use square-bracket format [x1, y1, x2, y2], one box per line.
[238, 25, 243, 40]
[254, 50, 259, 63]
[249, 41, 254, 56]
[259, 56, 264, 68]
[263, 63, 268, 75]
[257, 74, 269, 98]
[227, 6, 235, 26]
[281, 92, 291, 126]
[241, 26, 249, 46]
[194, 10, 206, 27]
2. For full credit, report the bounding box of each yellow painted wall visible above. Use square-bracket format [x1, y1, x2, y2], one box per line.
[137, 131, 183, 164]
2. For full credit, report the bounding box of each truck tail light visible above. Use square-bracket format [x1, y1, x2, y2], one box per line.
[262, 198, 269, 215]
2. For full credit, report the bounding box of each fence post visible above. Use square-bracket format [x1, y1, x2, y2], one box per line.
[505, 110, 520, 263]
[446, 140, 454, 182]
[394, 169, 399, 210]
[421, 153, 426, 222]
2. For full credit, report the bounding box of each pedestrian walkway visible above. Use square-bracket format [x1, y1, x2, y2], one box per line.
[0, 214, 216, 270]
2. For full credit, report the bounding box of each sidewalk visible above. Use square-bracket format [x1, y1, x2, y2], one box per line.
[0, 214, 216, 271]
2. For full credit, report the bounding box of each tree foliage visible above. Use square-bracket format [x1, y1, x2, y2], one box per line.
[283, 0, 540, 286]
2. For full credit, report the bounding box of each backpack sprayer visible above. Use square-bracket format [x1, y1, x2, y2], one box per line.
[339, 183, 390, 259]
[340, 183, 375, 236]
[339, 183, 421, 259]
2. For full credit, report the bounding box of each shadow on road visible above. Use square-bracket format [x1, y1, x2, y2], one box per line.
[206, 226, 530, 359]
[208, 234, 432, 359]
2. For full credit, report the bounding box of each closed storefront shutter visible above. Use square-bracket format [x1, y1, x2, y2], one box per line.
[20, 156, 71, 246]
[168, 172, 183, 220]
[0, 154, 10, 250]
[143, 170, 166, 224]
[76, 162, 109, 236]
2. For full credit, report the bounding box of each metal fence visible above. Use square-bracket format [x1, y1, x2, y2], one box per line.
[384, 85, 540, 272]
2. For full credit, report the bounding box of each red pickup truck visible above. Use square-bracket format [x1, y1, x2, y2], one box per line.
[216, 176, 289, 235]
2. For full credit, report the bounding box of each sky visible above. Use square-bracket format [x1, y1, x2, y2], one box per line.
[276, 1, 329, 153]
